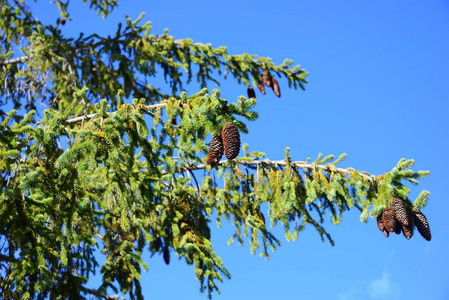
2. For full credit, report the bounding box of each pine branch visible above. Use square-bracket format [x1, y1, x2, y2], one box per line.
[0, 39, 207, 67]
[186, 159, 375, 182]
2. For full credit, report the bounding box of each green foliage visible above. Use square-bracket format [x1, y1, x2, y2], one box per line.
[0, 87, 431, 298]
[0, 1, 431, 299]
[1, 1, 307, 121]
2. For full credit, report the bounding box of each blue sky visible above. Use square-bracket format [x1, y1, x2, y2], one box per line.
[24, 0, 449, 299]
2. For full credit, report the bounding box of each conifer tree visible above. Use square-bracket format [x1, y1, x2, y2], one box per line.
[0, 1, 432, 299]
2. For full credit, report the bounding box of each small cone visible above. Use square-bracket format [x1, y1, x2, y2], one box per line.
[207, 135, 224, 167]
[402, 220, 414, 240]
[222, 122, 240, 160]
[382, 208, 398, 232]
[392, 197, 410, 226]
[257, 80, 266, 95]
[271, 78, 281, 97]
[262, 71, 273, 87]
[413, 210, 431, 241]
[247, 86, 256, 99]
[377, 214, 389, 237]
[163, 248, 170, 265]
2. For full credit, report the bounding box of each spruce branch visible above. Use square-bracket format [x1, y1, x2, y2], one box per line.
[0, 38, 240, 67]
[61, 102, 168, 125]
[185, 159, 376, 182]
[0, 38, 195, 67]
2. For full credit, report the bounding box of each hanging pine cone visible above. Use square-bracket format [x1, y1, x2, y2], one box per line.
[247, 86, 256, 99]
[154, 237, 162, 252]
[402, 220, 414, 240]
[222, 122, 240, 160]
[271, 78, 281, 97]
[163, 248, 170, 265]
[392, 197, 411, 226]
[382, 208, 398, 232]
[206, 135, 224, 167]
[257, 80, 266, 95]
[413, 210, 431, 241]
[377, 214, 389, 237]
[262, 71, 273, 87]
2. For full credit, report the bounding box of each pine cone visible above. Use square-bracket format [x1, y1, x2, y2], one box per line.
[272, 78, 281, 97]
[247, 86, 256, 99]
[262, 71, 273, 87]
[413, 210, 431, 241]
[154, 237, 162, 251]
[257, 80, 266, 95]
[402, 220, 414, 240]
[382, 208, 398, 232]
[163, 248, 170, 265]
[207, 135, 224, 167]
[222, 122, 240, 160]
[392, 197, 410, 226]
[377, 214, 389, 237]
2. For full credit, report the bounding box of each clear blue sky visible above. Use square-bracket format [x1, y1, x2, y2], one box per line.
[27, 1, 449, 299]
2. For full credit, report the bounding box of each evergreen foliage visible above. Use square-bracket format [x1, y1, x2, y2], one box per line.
[0, 1, 432, 299]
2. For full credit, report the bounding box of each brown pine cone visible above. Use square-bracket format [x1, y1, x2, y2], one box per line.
[247, 86, 256, 99]
[262, 71, 273, 87]
[382, 208, 398, 232]
[413, 210, 431, 241]
[271, 78, 281, 97]
[392, 197, 411, 226]
[257, 80, 266, 95]
[377, 214, 389, 237]
[154, 237, 162, 251]
[207, 135, 224, 167]
[222, 122, 241, 160]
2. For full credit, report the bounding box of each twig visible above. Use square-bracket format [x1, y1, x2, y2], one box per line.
[187, 168, 201, 197]
[62, 113, 99, 125]
[0, 56, 29, 66]
[61, 102, 168, 125]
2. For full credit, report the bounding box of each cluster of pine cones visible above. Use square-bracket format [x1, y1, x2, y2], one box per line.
[247, 71, 281, 99]
[377, 197, 431, 241]
[206, 122, 241, 167]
